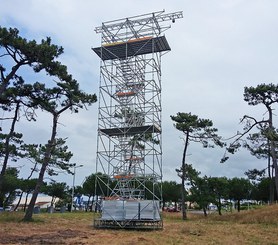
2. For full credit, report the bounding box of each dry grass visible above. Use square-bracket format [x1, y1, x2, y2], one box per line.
[0, 205, 278, 244]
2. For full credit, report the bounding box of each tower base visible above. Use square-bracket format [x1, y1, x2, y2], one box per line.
[93, 199, 163, 230]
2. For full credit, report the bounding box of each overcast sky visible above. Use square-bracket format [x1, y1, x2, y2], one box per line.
[1, 0, 278, 186]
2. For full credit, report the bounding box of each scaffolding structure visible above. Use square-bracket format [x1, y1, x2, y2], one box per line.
[93, 10, 182, 229]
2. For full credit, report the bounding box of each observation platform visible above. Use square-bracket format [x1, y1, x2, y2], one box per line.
[93, 36, 171, 60]
[99, 124, 161, 137]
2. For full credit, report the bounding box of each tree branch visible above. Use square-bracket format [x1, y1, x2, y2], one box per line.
[221, 116, 269, 162]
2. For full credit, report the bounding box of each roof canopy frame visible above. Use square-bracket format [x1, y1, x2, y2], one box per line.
[95, 10, 183, 43]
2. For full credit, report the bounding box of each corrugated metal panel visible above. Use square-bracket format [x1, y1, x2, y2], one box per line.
[125, 200, 139, 220]
[139, 200, 160, 220]
[100, 200, 161, 221]
[101, 200, 125, 221]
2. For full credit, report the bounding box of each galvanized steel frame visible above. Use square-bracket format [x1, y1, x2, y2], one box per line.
[93, 10, 182, 229]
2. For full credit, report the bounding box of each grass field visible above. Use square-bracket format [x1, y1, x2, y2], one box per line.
[0, 205, 278, 244]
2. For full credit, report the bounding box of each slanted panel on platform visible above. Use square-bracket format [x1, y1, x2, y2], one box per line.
[99, 124, 161, 137]
[93, 36, 171, 60]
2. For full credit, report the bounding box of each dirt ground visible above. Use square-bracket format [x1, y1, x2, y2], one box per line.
[0, 206, 278, 245]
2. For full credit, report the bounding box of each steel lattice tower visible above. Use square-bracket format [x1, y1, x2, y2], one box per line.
[92, 10, 182, 229]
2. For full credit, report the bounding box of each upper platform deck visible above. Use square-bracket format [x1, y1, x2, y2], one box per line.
[93, 36, 170, 61]
[99, 124, 161, 137]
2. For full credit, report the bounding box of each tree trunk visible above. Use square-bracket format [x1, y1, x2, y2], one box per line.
[181, 177, 186, 220]
[181, 131, 189, 220]
[51, 196, 55, 207]
[268, 149, 274, 204]
[0, 102, 20, 206]
[3, 191, 12, 207]
[203, 207, 207, 217]
[217, 197, 222, 215]
[14, 191, 24, 211]
[237, 199, 240, 212]
[217, 205, 222, 216]
[23, 192, 29, 212]
[267, 107, 278, 201]
[270, 141, 278, 200]
[0, 62, 23, 98]
[23, 114, 58, 221]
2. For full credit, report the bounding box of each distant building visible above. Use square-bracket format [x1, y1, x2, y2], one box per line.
[13, 195, 59, 210]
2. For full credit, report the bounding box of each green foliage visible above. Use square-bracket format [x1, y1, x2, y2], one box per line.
[0, 167, 20, 207]
[94, 172, 111, 197]
[0, 132, 24, 161]
[224, 83, 278, 202]
[244, 83, 278, 106]
[176, 163, 228, 216]
[82, 173, 96, 197]
[176, 163, 200, 185]
[244, 129, 270, 159]
[21, 141, 75, 177]
[244, 168, 265, 183]
[19, 178, 38, 193]
[170, 112, 224, 148]
[173, 164, 270, 215]
[252, 177, 276, 202]
[228, 177, 252, 212]
[207, 177, 229, 215]
[29, 80, 97, 114]
[162, 181, 181, 203]
[41, 181, 69, 207]
[170, 112, 224, 219]
[188, 176, 213, 213]
[0, 25, 98, 220]
[0, 26, 68, 90]
[228, 177, 251, 200]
